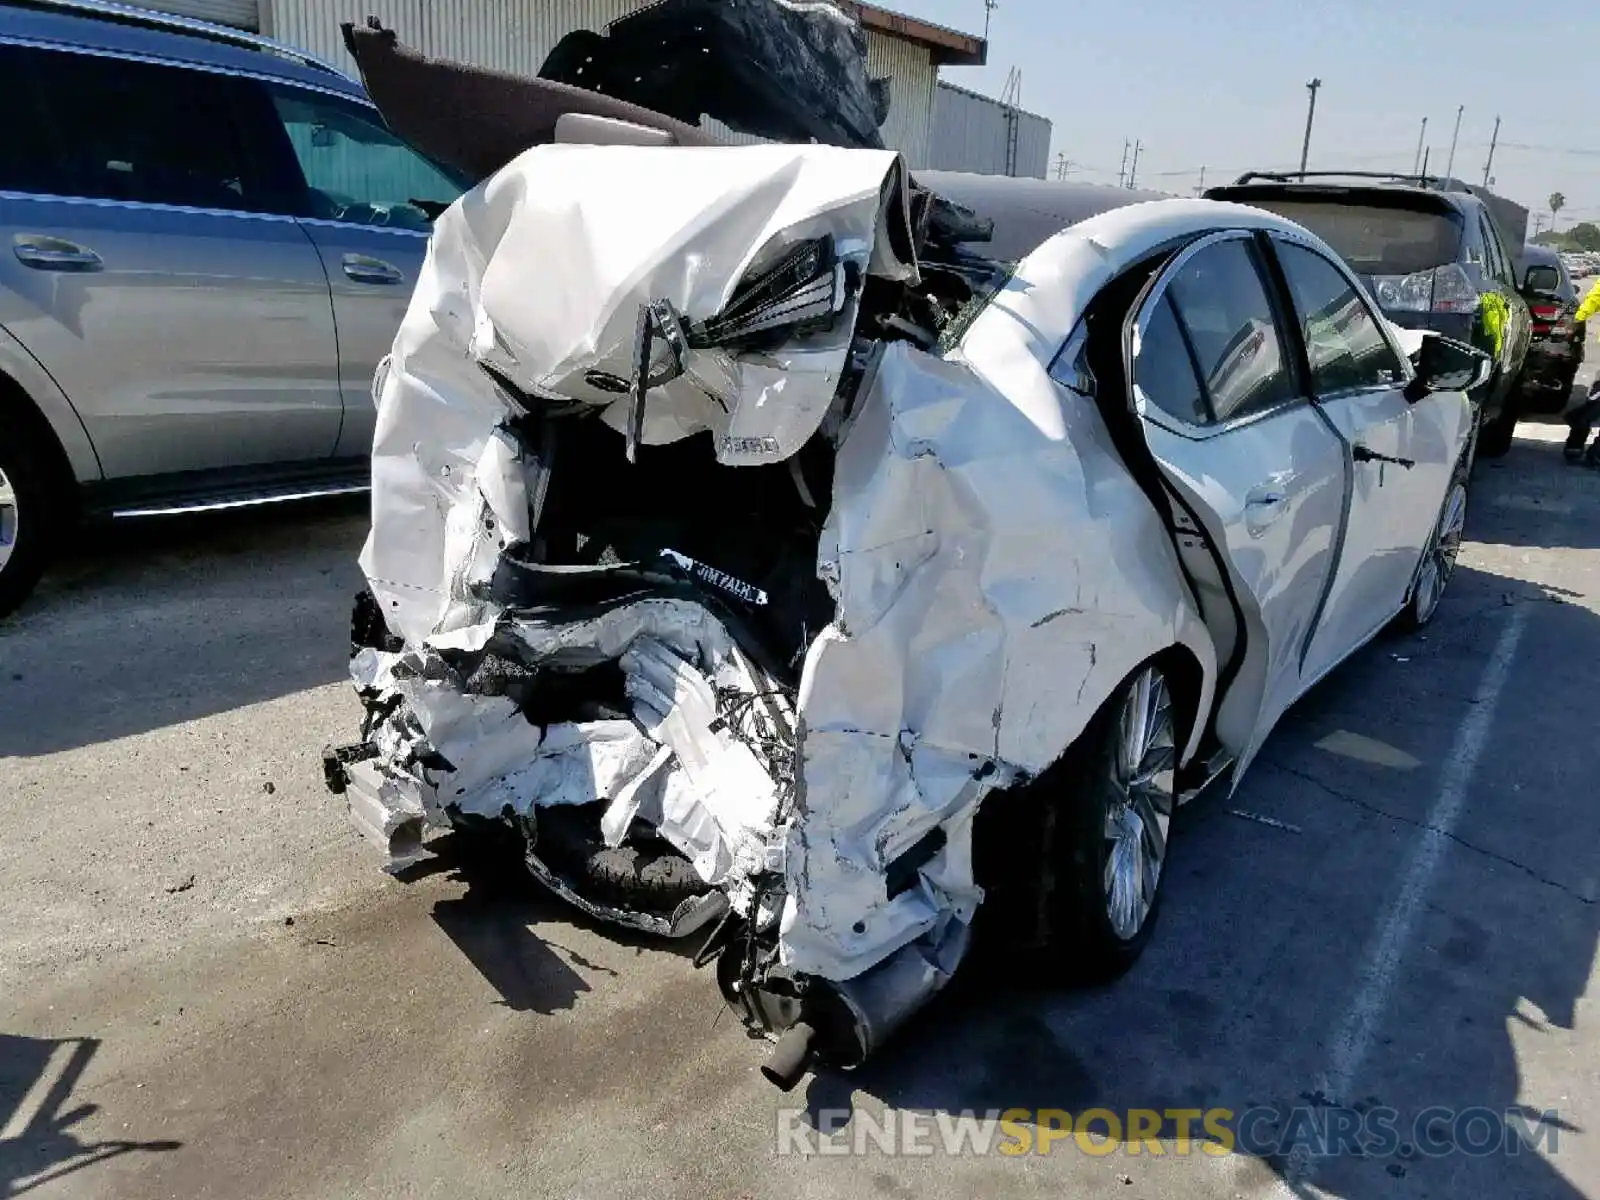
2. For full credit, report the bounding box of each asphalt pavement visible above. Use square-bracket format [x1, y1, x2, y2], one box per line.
[1, 379, 1596, 1199]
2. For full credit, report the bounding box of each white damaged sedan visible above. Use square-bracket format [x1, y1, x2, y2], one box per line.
[324, 139, 1487, 1088]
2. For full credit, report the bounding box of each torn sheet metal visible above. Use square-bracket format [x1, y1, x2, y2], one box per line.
[360, 142, 912, 645]
[348, 597, 793, 916]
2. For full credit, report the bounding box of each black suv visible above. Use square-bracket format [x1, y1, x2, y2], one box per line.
[1206, 172, 1532, 457]
[1517, 243, 1585, 407]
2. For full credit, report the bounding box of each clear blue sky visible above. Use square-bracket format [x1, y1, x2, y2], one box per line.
[903, 0, 1598, 228]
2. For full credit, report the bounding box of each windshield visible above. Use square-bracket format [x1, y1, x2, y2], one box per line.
[1234, 199, 1464, 276]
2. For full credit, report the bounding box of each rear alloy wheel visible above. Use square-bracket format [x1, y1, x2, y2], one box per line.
[1049, 663, 1178, 979]
[1400, 473, 1468, 630]
[1103, 668, 1177, 941]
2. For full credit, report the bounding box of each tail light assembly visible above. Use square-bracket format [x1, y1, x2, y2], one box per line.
[1371, 263, 1480, 314]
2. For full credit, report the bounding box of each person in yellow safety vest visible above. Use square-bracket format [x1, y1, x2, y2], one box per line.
[1565, 277, 1600, 465]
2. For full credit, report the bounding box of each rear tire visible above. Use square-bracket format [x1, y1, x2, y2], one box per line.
[1034, 663, 1179, 983]
[1396, 466, 1468, 631]
[0, 412, 57, 619]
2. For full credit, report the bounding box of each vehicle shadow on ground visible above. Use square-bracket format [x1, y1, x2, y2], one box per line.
[794, 562, 1594, 1199]
[0, 1034, 179, 1197]
[414, 830, 701, 1015]
[1472, 423, 1600, 551]
[0, 495, 368, 757]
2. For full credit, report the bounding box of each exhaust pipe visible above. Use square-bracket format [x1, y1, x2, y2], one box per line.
[761, 1021, 818, 1091]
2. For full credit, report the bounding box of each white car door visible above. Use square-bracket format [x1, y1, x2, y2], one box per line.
[1126, 232, 1349, 776]
[1270, 236, 1469, 685]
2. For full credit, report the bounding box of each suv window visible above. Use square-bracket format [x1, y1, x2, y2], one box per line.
[0, 44, 259, 211]
[1274, 241, 1406, 394]
[265, 83, 467, 232]
[1478, 214, 1511, 286]
[1163, 238, 1297, 423]
[1209, 194, 1464, 277]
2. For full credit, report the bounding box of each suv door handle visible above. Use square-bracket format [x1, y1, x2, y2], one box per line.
[13, 235, 103, 272]
[341, 254, 403, 285]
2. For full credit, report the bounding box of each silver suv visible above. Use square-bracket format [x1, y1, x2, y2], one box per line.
[0, 0, 470, 615]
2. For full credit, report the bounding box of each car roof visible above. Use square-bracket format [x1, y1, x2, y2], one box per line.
[911, 172, 1172, 260]
[1523, 244, 1560, 266]
[0, 0, 363, 95]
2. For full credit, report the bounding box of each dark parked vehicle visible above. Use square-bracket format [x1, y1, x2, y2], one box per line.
[1206, 172, 1533, 458]
[1517, 243, 1585, 409]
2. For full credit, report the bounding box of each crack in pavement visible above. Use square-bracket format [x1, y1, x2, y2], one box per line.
[1257, 758, 1596, 907]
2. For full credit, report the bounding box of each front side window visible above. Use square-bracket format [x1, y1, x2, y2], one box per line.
[0, 45, 257, 211]
[1165, 238, 1297, 423]
[1274, 241, 1406, 395]
[266, 84, 468, 232]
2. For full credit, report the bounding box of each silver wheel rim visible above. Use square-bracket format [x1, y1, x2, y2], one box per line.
[1103, 667, 1177, 941]
[0, 466, 17, 574]
[1414, 482, 1467, 623]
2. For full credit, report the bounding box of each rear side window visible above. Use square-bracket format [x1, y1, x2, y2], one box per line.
[1274, 241, 1406, 395]
[0, 45, 257, 212]
[1164, 238, 1297, 423]
[1230, 198, 1464, 277]
[1134, 295, 1210, 425]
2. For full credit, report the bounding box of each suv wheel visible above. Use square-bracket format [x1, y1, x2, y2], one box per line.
[0, 413, 58, 619]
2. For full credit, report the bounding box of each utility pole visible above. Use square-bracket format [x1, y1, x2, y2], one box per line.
[1054, 152, 1069, 180]
[1412, 116, 1428, 175]
[1192, 165, 1207, 195]
[1443, 104, 1464, 184]
[982, 0, 998, 40]
[1127, 139, 1143, 189]
[1117, 139, 1130, 188]
[1299, 78, 1322, 176]
[1482, 115, 1501, 188]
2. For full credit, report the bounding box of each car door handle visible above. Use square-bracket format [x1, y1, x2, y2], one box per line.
[13, 235, 103, 272]
[341, 254, 404, 285]
[1352, 445, 1415, 469]
[1244, 487, 1289, 535]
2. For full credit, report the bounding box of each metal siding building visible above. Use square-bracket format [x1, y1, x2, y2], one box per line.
[141, 1, 983, 168]
[929, 81, 1051, 179]
[141, 0, 258, 26]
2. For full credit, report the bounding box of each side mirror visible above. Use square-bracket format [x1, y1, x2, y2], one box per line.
[1403, 333, 1492, 402]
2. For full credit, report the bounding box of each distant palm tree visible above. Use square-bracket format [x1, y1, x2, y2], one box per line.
[1550, 192, 1567, 220]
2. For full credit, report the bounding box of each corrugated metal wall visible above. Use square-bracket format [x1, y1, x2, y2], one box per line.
[261, 1, 937, 164]
[143, 0, 259, 29]
[928, 82, 1051, 179]
[863, 30, 932, 167]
